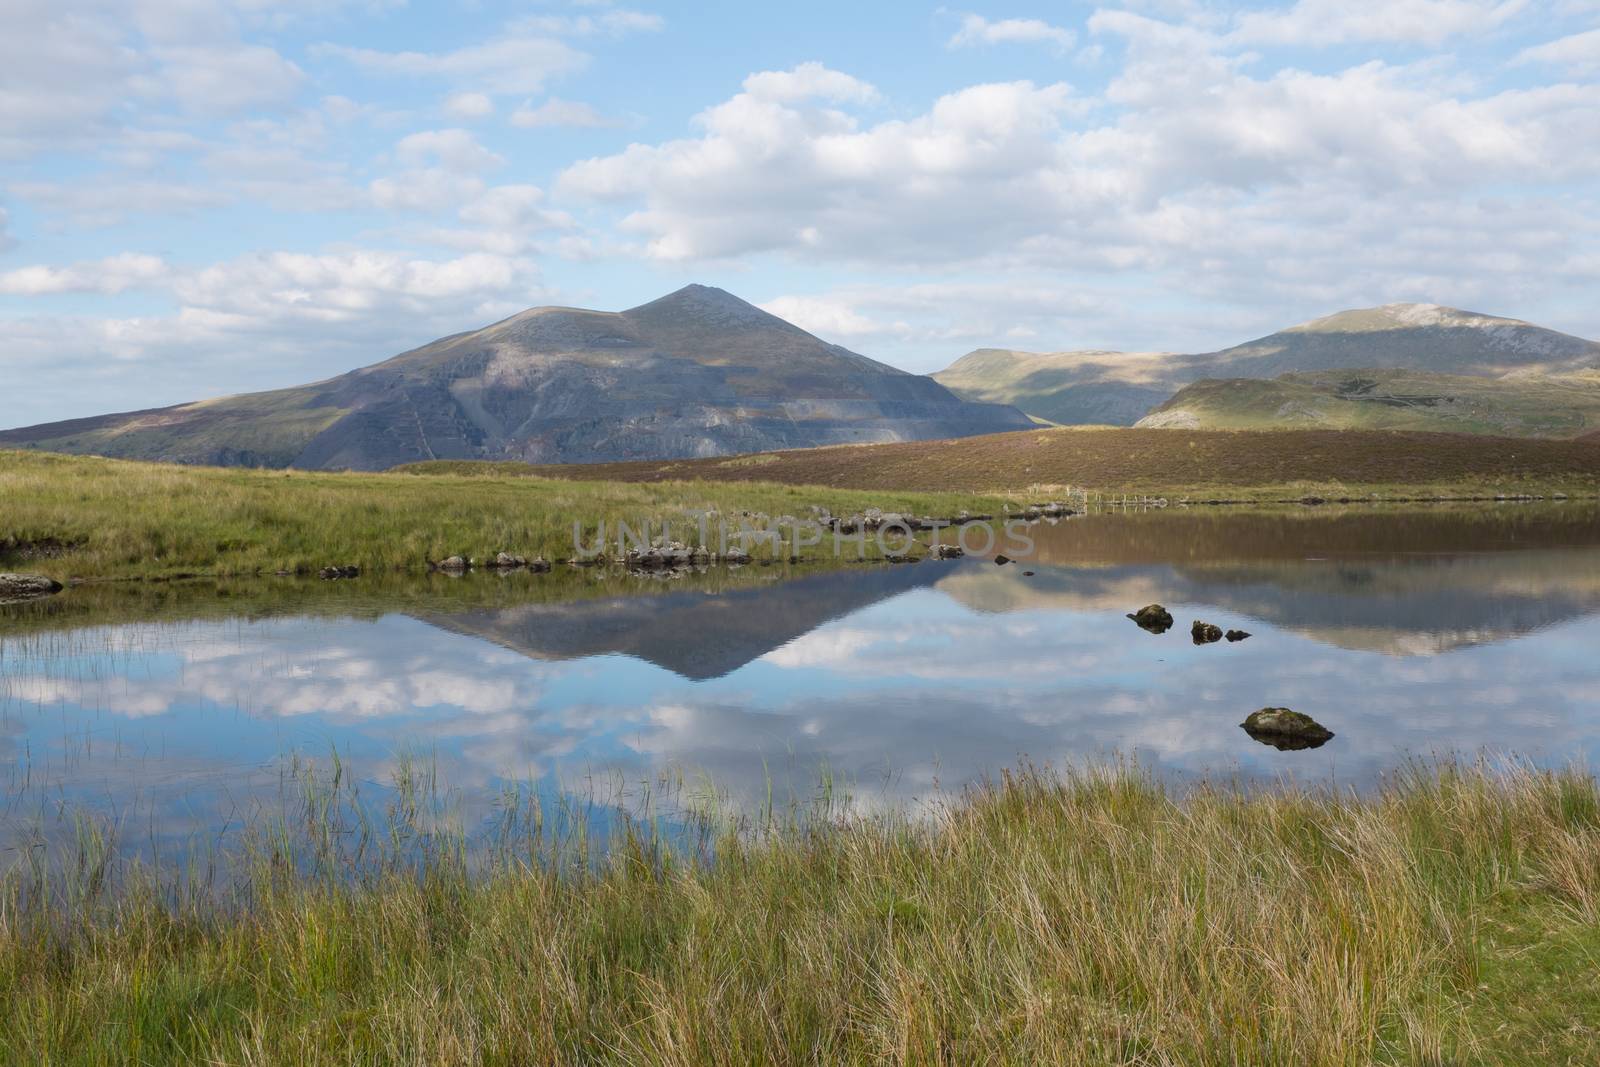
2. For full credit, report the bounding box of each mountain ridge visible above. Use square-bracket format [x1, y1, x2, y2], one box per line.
[934, 303, 1600, 427]
[1, 284, 1031, 470]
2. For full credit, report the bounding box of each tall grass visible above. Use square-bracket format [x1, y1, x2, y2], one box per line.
[0, 450, 1013, 581]
[3, 760, 1598, 1064]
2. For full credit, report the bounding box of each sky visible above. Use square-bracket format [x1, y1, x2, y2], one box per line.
[2, 0, 1598, 426]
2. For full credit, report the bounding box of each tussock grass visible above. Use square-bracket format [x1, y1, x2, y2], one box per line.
[0, 450, 1008, 581]
[3, 761, 1598, 1064]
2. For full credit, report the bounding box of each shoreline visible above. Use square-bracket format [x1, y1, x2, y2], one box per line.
[2, 759, 1595, 1063]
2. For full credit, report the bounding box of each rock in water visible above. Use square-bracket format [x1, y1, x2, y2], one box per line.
[318, 565, 360, 580]
[932, 544, 964, 559]
[1127, 604, 1174, 633]
[1241, 707, 1334, 750]
[1225, 629, 1251, 642]
[0, 573, 64, 601]
[436, 556, 469, 573]
[1191, 620, 1223, 644]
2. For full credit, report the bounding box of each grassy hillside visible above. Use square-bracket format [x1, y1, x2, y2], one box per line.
[0, 450, 1006, 581]
[933, 347, 1174, 425]
[932, 304, 1600, 426]
[5, 762, 1600, 1064]
[411, 426, 1600, 499]
[1139, 369, 1600, 437]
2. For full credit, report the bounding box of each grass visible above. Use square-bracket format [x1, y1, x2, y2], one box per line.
[0, 450, 1010, 581]
[3, 760, 1599, 1064]
[1140, 370, 1600, 438]
[406, 425, 1600, 500]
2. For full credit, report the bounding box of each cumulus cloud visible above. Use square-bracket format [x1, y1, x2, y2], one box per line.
[394, 128, 504, 172]
[315, 36, 589, 95]
[1515, 28, 1600, 76]
[510, 97, 621, 128]
[1229, 0, 1531, 46]
[947, 14, 1076, 51]
[0, 253, 170, 295]
[558, 68, 1077, 260]
[510, 9, 665, 36]
[443, 91, 495, 119]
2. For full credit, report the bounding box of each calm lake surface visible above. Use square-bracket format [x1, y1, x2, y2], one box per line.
[4, 504, 1600, 862]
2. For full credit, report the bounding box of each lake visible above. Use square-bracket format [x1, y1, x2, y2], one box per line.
[4, 503, 1599, 868]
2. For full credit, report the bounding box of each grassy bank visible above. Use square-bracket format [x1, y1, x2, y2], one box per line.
[420, 425, 1600, 498]
[3, 762, 1598, 1064]
[0, 450, 1008, 581]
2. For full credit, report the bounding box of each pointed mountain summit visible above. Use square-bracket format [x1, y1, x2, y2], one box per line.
[934, 303, 1600, 426]
[1, 285, 1032, 470]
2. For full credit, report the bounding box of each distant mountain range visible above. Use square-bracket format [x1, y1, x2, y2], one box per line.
[1139, 368, 1600, 436]
[935, 304, 1600, 432]
[0, 285, 1030, 470]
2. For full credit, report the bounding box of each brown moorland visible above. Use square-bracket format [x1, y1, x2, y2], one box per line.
[403, 426, 1600, 497]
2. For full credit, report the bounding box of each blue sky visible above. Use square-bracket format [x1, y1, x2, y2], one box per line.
[3, 0, 1598, 424]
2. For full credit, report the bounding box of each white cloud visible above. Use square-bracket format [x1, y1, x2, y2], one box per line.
[558, 68, 1077, 260]
[394, 128, 504, 172]
[510, 9, 665, 36]
[510, 97, 621, 128]
[758, 296, 887, 339]
[150, 42, 306, 114]
[443, 92, 495, 119]
[947, 14, 1076, 52]
[1515, 28, 1600, 76]
[741, 62, 879, 104]
[315, 36, 589, 95]
[370, 169, 487, 213]
[0, 207, 14, 253]
[0, 253, 170, 295]
[1230, 0, 1531, 46]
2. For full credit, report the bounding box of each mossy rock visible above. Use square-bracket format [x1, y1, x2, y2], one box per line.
[1241, 707, 1334, 750]
[1127, 604, 1174, 633]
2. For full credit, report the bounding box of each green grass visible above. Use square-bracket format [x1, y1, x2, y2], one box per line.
[3, 761, 1599, 1064]
[1140, 370, 1600, 438]
[0, 450, 1010, 581]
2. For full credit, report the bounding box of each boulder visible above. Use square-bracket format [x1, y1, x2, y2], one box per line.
[528, 557, 552, 573]
[493, 552, 528, 569]
[436, 556, 470, 573]
[1225, 629, 1251, 642]
[1240, 707, 1334, 750]
[932, 544, 964, 560]
[1191, 620, 1223, 644]
[994, 554, 1012, 566]
[1126, 604, 1174, 634]
[318, 565, 360, 580]
[0, 573, 64, 601]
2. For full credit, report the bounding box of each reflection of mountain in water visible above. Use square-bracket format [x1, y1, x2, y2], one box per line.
[418, 563, 945, 680]
[975, 505, 1600, 653]
[415, 505, 1600, 673]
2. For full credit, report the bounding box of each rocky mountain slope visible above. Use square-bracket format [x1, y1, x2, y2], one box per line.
[934, 304, 1600, 427]
[1, 285, 1031, 470]
[1138, 369, 1600, 437]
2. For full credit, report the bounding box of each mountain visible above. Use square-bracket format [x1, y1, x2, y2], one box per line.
[934, 304, 1600, 427]
[1137, 369, 1600, 437]
[0, 285, 1032, 470]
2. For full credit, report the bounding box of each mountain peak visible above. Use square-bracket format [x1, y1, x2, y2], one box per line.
[1285, 303, 1530, 335]
[624, 284, 787, 329]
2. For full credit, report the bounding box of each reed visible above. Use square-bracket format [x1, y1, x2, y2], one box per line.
[2, 758, 1597, 1064]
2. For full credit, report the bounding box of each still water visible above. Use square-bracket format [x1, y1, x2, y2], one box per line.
[4, 505, 1599, 861]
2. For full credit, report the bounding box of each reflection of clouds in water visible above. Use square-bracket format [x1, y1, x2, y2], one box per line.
[1, 617, 545, 722]
[3, 557, 1600, 837]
